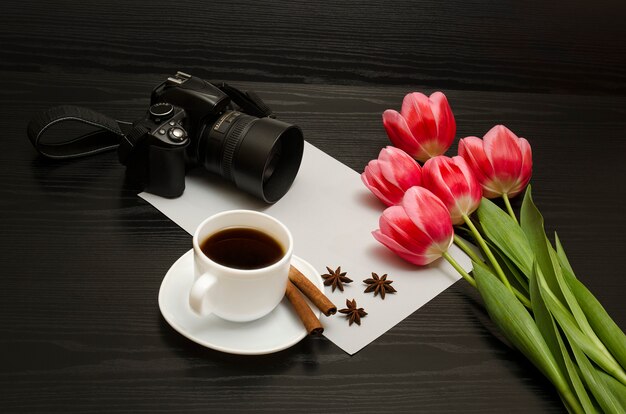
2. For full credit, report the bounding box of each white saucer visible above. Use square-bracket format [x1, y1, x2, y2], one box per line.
[158, 250, 323, 355]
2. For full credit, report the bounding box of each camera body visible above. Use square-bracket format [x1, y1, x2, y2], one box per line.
[119, 72, 304, 202]
[119, 102, 189, 198]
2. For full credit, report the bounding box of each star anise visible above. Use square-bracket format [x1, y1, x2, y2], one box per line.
[322, 266, 353, 292]
[363, 272, 397, 299]
[338, 299, 367, 326]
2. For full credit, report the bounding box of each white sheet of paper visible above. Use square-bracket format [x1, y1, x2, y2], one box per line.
[141, 142, 471, 355]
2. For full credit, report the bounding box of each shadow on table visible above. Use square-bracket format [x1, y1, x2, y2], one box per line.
[158, 315, 336, 375]
[28, 153, 143, 207]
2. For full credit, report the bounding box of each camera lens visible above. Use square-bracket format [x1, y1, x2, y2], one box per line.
[263, 141, 281, 184]
[201, 111, 304, 203]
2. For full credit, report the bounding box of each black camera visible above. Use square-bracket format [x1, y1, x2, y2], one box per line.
[118, 72, 304, 202]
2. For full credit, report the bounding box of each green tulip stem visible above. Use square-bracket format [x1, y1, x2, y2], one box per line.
[513, 287, 532, 309]
[444, 248, 532, 308]
[502, 193, 519, 224]
[442, 251, 476, 288]
[462, 214, 514, 294]
[452, 234, 483, 264]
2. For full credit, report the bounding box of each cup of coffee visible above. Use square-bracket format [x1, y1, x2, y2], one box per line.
[189, 209, 293, 322]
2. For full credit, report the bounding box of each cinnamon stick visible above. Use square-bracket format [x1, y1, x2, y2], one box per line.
[289, 265, 337, 316]
[285, 280, 323, 335]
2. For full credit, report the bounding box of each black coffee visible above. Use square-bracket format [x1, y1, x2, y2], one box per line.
[200, 227, 285, 270]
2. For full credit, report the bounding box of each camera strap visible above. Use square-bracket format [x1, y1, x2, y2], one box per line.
[26, 105, 132, 159]
[215, 82, 274, 118]
[27, 82, 275, 159]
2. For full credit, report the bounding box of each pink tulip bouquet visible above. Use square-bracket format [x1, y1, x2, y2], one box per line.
[363, 92, 626, 413]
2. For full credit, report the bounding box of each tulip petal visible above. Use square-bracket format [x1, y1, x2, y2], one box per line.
[480, 180, 507, 198]
[429, 92, 456, 150]
[361, 161, 403, 206]
[382, 110, 425, 159]
[401, 187, 454, 247]
[372, 189, 453, 267]
[384, 91, 456, 162]
[483, 125, 523, 186]
[361, 146, 425, 206]
[422, 156, 482, 224]
[459, 136, 495, 184]
[422, 157, 462, 223]
[509, 137, 533, 197]
[460, 129, 533, 199]
[452, 156, 483, 206]
[378, 146, 422, 190]
[400, 92, 438, 141]
[458, 137, 502, 198]
[372, 230, 435, 265]
[361, 173, 395, 206]
[379, 206, 435, 254]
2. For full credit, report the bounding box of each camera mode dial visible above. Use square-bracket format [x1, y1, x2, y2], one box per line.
[149, 103, 174, 121]
[149, 106, 188, 146]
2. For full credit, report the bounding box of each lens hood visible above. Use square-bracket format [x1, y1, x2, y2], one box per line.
[229, 117, 304, 203]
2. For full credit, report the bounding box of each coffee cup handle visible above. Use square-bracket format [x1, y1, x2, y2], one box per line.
[189, 273, 218, 315]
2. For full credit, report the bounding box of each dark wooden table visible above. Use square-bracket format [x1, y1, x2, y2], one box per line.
[1, 1, 625, 412]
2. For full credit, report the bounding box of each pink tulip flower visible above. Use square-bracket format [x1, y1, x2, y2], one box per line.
[361, 146, 423, 206]
[459, 125, 532, 199]
[422, 155, 482, 225]
[372, 187, 453, 266]
[382, 92, 456, 162]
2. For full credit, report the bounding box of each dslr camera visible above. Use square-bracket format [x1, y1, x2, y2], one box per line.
[118, 71, 304, 202]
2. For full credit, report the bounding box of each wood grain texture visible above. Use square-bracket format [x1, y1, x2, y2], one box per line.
[2, 1, 626, 411]
[0, 69, 625, 412]
[2, 0, 626, 95]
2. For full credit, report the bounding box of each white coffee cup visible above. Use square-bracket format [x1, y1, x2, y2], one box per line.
[189, 210, 293, 322]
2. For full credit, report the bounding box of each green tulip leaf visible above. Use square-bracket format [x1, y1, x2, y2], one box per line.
[547, 244, 601, 347]
[476, 197, 533, 276]
[561, 269, 626, 373]
[554, 233, 575, 276]
[530, 263, 565, 373]
[571, 340, 624, 414]
[529, 263, 588, 410]
[520, 187, 608, 361]
[556, 235, 626, 372]
[596, 370, 626, 412]
[536, 266, 626, 385]
[554, 330, 596, 413]
[489, 240, 529, 295]
[521, 186, 569, 304]
[472, 262, 576, 409]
